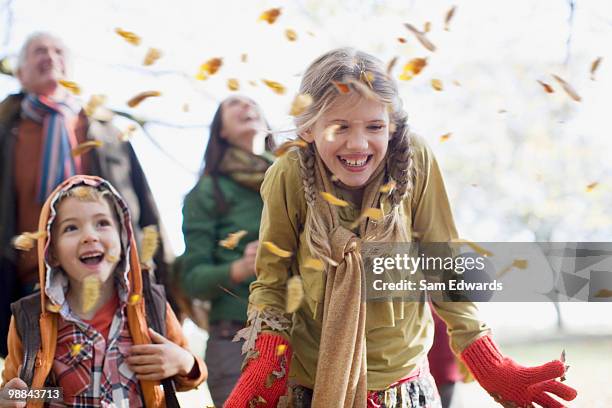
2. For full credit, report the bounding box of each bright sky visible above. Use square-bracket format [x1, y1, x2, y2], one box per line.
[2, 0, 612, 332]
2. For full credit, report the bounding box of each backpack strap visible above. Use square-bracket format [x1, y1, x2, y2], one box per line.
[10, 293, 42, 387]
[142, 269, 180, 408]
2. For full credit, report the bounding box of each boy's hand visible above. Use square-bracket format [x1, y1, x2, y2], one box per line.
[0, 378, 28, 408]
[127, 328, 196, 381]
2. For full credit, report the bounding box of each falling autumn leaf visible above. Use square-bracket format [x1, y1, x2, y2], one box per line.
[241, 53, 248, 63]
[590, 57, 603, 80]
[114, 28, 141, 46]
[387, 56, 398, 75]
[196, 58, 223, 80]
[444, 6, 457, 31]
[551, 74, 581, 102]
[219, 230, 248, 250]
[537, 80, 554, 94]
[320, 191, 349, 207]
[380, 180, 396, 193]
[594, 288, 612, 298]
[304, 257, 325, 271]
[119, 124, 138, 142]
[59, 79, 81, 95]
[431, 78, 443, 91]
[12, 230, 47, 251]
[46, 302, 61, 313]
[285, 28, 297, 41]
[70, 343, 83, 357]
[259, 7, 281, 24]
[347, 79, 378, 100]
[349, 208, 384, 229]
[289, 93, 313, 116]
[262, 241, 292, 258]
[323, 124, 340, 142]
[439, 132, 452, 142]
[140, 225, 159, 265]
[227, 78, 240, 91]
[262, 79, 286, 95]
[82, 275, 101, 313]
[423, 21, 431, 33]
[274, 139, 307, 157]
[585, 182, 598, 192]
[127, 90, 161, 107]
[404, 23, 436, 52]
[276, 344, 288, 356]
[397, 37, 407, 44]
[129, 293, 141, 305]
[182, 103, 190, 112]
[84, 94, 107, 117]
[72, 140, 103, 157]
[143, 47, 162, 66]
[332, 81, 351, 94]
[286, 275, 304, 313]
[399, 58, 427, 81]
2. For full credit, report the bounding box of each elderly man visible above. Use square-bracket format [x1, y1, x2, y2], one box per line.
[0, 32, 173, 358]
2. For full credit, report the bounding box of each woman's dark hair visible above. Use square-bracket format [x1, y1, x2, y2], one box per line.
[198, 98, 276, 214]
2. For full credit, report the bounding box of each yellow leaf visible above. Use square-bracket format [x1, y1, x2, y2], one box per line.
[276, 344, 287, 356]
[286, 275, 304, 313]
[143, 47, 162, 66]
[45, 302, 61, 313]
[196, 58, 223, 80]
[84, 94, 107, 117]
[72, 140, 103, 157]
[586, 182, 598, 192]
[82, 275, 101, 314]
[262, 79, 286, 95]
[259, 8, 281, 24]
[431, 78, 443, 91]
[590, 56, 603, 80]
[439, 132, 452, 142]
[423, 21, 431, 33]
[219, 230, 248, 250]
[399, 58, 427, 81]
[404, 23, 436, 52]
[58, 79, 81, 95]
[444, 6, 457, 31]
[289, 93, 313, 116]
[274, 139, 308, 157]
[119, 124, 138, 142]
[323, 124, 340, 142]
[349, 207, 383, 229]
[228, 78, 240, 91]
[12, 230, 47, 251]
[127, 91, 161, 108]
[551, 74, 581, 102]
[129, 293, 141, 305]
[262, 241, 292, 258]
[140, 225, 159, 264]
[285, 28, 297, 41]
[512, 259, 528, 269]
[320, 191, 349, 207]
[70, 343, 82, 357]
[114, 28, 141, 46]
[303, 258, 324, 271]
[380, 180, 396, 193]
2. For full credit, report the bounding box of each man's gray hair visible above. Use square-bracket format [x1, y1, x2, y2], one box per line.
[17, 31, 69, 70]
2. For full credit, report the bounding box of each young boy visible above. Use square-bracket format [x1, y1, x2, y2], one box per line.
[0, 175, 206, 407]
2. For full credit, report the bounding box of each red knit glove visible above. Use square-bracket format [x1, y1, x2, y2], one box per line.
[224, 333, 292, 408]
[461, 335, 577, 408]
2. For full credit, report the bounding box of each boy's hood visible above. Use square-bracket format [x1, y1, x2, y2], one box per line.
[36, 175, 145, 315]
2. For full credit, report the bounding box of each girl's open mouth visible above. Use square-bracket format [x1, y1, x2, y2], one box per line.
[338, 154, 372, 171]
[79, 252, 104, 266]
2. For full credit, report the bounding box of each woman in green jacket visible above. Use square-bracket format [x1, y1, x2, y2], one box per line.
[180, 95, 274, 406]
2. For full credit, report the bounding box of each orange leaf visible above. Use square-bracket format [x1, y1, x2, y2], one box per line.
[259, 8, 281, 24]
[127, 90, 161, 107]
[197, 58, 223, 80]
[332, 81, 350, 94]
[114, 28, 141, 46]
[404, 23, 436, 52]
[143, 47, 162, 66]
[397, 37, 407, 44]
[551, 74, 581, 102]
[379, 180, 396, 193]
[227, 78, 240, 91]
[219, 230, 248, 250]
[399, 58, 427, 81]
[537, 80, 554, 93]
[439, 132, 452, 142]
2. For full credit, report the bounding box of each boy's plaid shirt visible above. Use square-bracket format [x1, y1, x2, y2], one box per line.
[48, 301, 143, 408]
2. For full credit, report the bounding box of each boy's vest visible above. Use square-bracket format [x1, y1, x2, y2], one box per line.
[10, 273, 180, 408]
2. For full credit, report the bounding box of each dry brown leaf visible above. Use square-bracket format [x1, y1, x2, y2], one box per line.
[274, 139, 307, 157]
[380, 180, 396, 193]
[241, 53, 248, 63]
[285, 28, 297, 41]
[219, 230, 248, 250]
[12, 230, 47, 251]
[590, 57, 603, 80]
[127, 91, 161, 108]
[586, 182, 598, 192]
[332, 81, 351, 94]
[286, 275, 304, 313]
[262, 241, 292, 258]
[227, 78, 240, 91]
[399, 58, 427, 81]
[72, 140, 103, 157]
[594, 288, 612, 298]
[320, 191, 349, 207]
[537, 80, 554, 93]
[551, 74, 581, 102]
[289, 93, 313, 116]
[140, 225, 159, 265]
[262, 79, 286, 95]
[303, 257, 325, 271]
[59, 79, 81, 95]
[404, 23, 436, 52]
[424, 21, 431, 33]
[259, 7, 281, 24]
[143, 48, 162, 66]
[439, 132, 452, 142]
[386, 56, 398, 75]
[431, 78, 443, 91]
[397, 37, 407, 44]
[444, 6, 457, 31]
[82, 275, 101, 313]
[114, 28, 141, 46]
